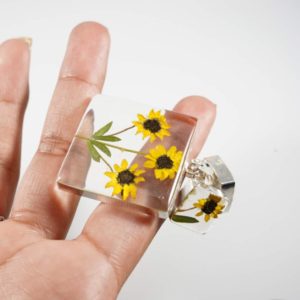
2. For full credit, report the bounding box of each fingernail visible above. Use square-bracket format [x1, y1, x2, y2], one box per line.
[18, 37, 32, 48]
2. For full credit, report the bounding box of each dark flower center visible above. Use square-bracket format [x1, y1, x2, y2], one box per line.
[202, 200, 218, 214]
[156, 155, 173, 169]
[143, 119, 161, 133]
[117, 170, 135, 185]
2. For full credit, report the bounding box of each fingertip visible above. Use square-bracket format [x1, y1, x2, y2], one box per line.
[173, 95, 217, 158]
[60, 21, 110, 86]
[0, 38, 31, 103]
[0, 38, 31, 61]
[174, 95, 217, 121]
[70, 21, 110, 45]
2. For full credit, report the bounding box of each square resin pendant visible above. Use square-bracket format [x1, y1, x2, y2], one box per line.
[57, 94, 197, 218]
[170, 156, 235, 234]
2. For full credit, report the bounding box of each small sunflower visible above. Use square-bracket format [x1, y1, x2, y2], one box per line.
[193, 194, 225, 222]
[104, 159, 145, 201]
[132, 109, 170, 142]
[144, 145, 183, 180]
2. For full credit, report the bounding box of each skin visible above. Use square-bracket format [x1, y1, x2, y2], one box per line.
[0, 22, 216, 299]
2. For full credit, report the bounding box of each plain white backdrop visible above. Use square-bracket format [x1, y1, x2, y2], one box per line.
[1, 1, 299, 299]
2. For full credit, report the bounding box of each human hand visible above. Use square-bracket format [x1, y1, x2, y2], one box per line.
[0, 22, 216, 299]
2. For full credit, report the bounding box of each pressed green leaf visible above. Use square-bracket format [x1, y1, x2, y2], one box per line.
[87, 141, 100, 162]
[171, 215, 199, 223]
[91, 141, 111, 157]
[93, 121, 113, 138]
[94, 135, 121, 142]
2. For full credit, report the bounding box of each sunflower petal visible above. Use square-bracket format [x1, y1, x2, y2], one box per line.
[148, 148, 158, 158]
[167, 146, 177, 157]
[136, 124, 144, 133]
[134, 176, 145, 184]
[121, 159, 128, 170]
[129, 163, 138, 172]
[174, 151, 183, 162]
[134, 169, 146, 176]
[161, 129, 170, 136]
[129, 184, 137, 199]
[156, 144, 167, 155]
[144, 160, 156, 168]
[199, 199, 207, 206]
[157, 131, 169, 140]
[114, 164, 121, 172]
[149, 109, 156, 119]
[132, 122, 142, 130]
[105, 181, 115, 188]
[156, 132, 164, 140]
[215, 205, 224, 211]
[154, 169, 163, 180]
[145, 154, 155, 161]
[204, 214, 211, 222]
[169, 170, 176, 179]
[209, 194, 222, 202]
[153, 110, 161, 118]
[137, 114, 146, 122]
[122, 185, 130, 200]
[150, 134, 156, 142]
[143, 131, 150, 139]
[161, 122, 170, 129]
[112, 184, 122, 195]
[160, 170, 169, 180]
[104, 171, 116, 179]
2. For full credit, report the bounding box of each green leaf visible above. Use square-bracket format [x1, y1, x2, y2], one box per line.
[171, 215, 199, 223]
[93, 121, 113, 138]
[87, 141, 100, 162]
[94, 135, 121, 142]
[91, 140, 111, 157]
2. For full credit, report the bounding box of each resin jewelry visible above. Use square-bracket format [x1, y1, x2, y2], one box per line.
[170, 156, 235, 233]
[57, 94, 235, 234]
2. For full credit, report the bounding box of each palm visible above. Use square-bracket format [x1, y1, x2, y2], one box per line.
[0, 22, 215, 299]
[0, 221, 118, 299]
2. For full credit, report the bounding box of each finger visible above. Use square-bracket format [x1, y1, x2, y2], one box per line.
[57, 109, 94, 188]
[10, 22, 110, 238]
[77, 96, 216, 294]
[175, 96, 216, 158]
[0, 38, 31, 217]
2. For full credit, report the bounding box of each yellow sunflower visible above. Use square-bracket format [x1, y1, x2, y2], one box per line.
[144, 145, 183, 180]
[132, 109, 170, 142]
[193, 194, 225, 222]
[104, 159, 145, 201]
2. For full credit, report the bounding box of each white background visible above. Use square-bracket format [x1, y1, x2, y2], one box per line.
[1, 1, 299, 299]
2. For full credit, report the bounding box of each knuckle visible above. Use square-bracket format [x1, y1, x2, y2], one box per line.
[38, 133, 71, 156]
[0, 147, 19, 177]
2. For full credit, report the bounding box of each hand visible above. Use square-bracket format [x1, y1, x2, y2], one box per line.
[0, 22, 216, 299]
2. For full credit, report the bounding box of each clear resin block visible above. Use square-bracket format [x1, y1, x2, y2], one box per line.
[57, 95, 197, 218]
[170, 156, 235, 234]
